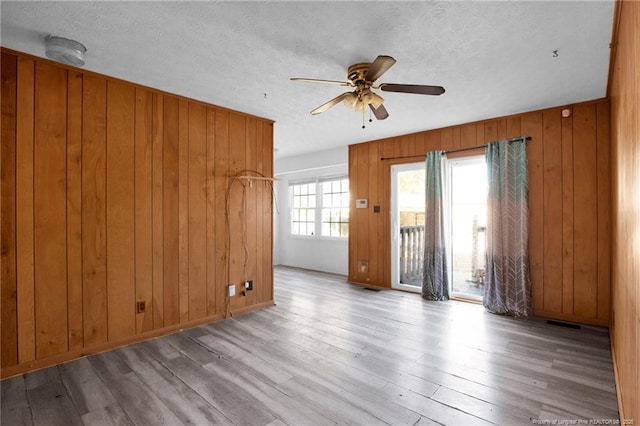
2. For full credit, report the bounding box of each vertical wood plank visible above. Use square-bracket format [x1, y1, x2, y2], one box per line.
[254, 121, 265, 303]
[178, 99, 189, 323]
[392, 137, 401, 158]
[425, 131, 441, 153]
[162, 95, 180, 326]
[542, 109, 563, 313]
[414, 132, 427, 155]
[522, 112, 544, 312]
[399, 135, 412, 157]
[134, 88, 154, 334]
[262, 122, 274, 303]
[475, 123, 485, 147]
[596, 101, 611, 321]
[506, 116, 521, 138]
[380, 140, 396, 287]
[244, 118, 258, 307]
[452, 127, 461, 151]
[561, 109, 575, 315]
[408, 134, 418, 155]
[205, 108, 217, 315]
[82, 74, 108, 346]
[106, 81, 136, 341]
[572, 103, 598, 319]
[34, 62, 68, 358]
[460, 125, 476, 149]
[228, 112, 246, 311]
[151, 93, 164, 328]
[214, 110, 229, 315]
[348, 145, 358, 282]
[496, 120, 507, 139]
[1, 52, 18, 367]
[66, 70, 83, 351]
[440, 128, 453, 152]
[16, 56, 35, 364]
[368, 142, 381, 285]
[484, 121, 498, 143]
[356, 144, 369, 283]
[188, 102, 208, 320]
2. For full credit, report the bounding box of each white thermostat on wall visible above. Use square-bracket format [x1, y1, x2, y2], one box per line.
[355, 199, 368, 209]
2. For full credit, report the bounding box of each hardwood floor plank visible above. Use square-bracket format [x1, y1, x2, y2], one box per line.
[431, 386, 529, 425]
[26, 381, 83, 426]
[376, 382, 494, 426]
[59, 358, 116, 415]
[97, 371, 183, 425]
[81, 404, 134, 426]
[116, 344, 231, 425]
[1, 375, 33, 425]
[276, 376, 389, 426]
[23, 364, 62, 390]
[203, 358, 335, 425]
[162, 354, 277, 425]
[198, 334, 294, 385]
[0, 403, 33, 426]
[89, 351, 133, 379]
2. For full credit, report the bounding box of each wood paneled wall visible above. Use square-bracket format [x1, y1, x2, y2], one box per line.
[0, 49, 274, 377]
[609, 1, 639, 423]
[348, 99, 611, 326]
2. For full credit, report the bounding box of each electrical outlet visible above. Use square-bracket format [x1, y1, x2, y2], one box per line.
[245, 280, 253, 291]
[136, 301, 146, 313]
[228, 284, 235, 297]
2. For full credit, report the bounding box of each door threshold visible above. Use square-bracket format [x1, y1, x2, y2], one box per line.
[451, 294, 483, 305]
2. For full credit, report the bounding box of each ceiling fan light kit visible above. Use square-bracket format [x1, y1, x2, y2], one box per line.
[291, 55, 445, 122]
[44, 35, 87, 67]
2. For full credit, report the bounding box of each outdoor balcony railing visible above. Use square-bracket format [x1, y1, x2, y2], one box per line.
[399, 225, 424, 285]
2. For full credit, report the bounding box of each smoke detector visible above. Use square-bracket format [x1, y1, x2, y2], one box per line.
[44, 35, 86, 67]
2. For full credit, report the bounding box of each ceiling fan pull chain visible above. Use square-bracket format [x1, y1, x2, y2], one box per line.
[362, 109, 365, 129]
[369, 108, 373, 123]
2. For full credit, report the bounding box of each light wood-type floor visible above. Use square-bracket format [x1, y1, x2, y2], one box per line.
[1, 266, 619, 425]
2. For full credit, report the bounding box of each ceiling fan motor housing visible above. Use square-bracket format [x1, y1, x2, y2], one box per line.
[347, 63, 372, 87]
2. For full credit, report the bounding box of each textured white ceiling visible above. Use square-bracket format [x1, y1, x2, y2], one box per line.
[1, 1, 614, 159]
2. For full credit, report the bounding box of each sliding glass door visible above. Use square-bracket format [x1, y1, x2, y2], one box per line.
[391, 163, 425, 293]
[445, 156, 488, 301]
[390, 157, 487, 300]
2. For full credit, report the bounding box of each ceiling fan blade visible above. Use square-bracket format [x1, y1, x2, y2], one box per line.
[370, 103, 389, 120]
[310, 92, 351, 115]
[365, 55, 396, 83]
[378, 83, 445, 95]
[290, 77, 352, 87]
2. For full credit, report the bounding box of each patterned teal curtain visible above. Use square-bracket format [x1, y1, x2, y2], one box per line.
[484, 138, 532, 316]
[422, 151, 449, 301]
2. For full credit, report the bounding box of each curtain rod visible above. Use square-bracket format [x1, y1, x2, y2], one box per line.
[380, 136, 531, 161]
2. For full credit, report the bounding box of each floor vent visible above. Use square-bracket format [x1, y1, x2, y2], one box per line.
[546, 319, 581, 330]
[363, 287, 381, 292]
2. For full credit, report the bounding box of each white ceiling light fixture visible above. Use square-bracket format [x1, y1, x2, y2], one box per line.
[44, 35, 86, 67]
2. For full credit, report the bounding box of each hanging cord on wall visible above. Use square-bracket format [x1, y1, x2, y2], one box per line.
[224, 169, 276, 318]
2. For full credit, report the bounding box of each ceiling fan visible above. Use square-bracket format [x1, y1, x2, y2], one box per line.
[290, 55, 445, 121]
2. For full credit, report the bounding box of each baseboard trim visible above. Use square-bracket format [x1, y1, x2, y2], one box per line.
[1, 300, 274, 379]
[532, 309, 609, 327]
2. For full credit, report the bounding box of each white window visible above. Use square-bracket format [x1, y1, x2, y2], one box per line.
[289, 177, 349, 238]
[290, 181, 316, 236]
[320, 178, 349, 238]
